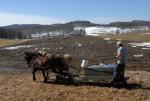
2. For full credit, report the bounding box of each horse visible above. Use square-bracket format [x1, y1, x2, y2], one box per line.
[24, 51, 73, 83]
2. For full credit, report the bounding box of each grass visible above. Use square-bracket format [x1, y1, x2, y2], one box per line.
[0, 39, 26, 47]
[97, 33, 150, 41]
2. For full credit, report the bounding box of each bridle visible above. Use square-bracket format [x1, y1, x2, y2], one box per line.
[26, 53, 38, 68]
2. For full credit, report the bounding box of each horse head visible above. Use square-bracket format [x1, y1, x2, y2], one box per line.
[63, 54, 72, 63]
[24, 51, 38, 67]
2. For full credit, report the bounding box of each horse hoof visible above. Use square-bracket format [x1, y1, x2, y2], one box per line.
[33, 79, 36, 81]
[43, 80, 47, 83]
[43, 79, 47, 83]
[54, 80, 59, 84]
[68, 78, 74, 83]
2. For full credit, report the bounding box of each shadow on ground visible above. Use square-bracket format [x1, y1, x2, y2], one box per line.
[44, 80, 145, 90]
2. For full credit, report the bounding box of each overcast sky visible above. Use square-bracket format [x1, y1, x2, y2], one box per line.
[0, 0, 150, 26]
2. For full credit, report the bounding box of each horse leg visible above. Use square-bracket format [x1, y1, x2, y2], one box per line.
[62, 66, 74, 83]
[32, 68, 37, 81]
[42, 70, 47, 83]
[46, 70, 49, 79]
[51, 67, 59, 83]
[67, 74, 74, 83]
[56, 68, 64, 83]
[55, 75, 60, 83]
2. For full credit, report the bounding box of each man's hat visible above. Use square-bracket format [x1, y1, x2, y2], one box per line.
[117, 41, 123, 45]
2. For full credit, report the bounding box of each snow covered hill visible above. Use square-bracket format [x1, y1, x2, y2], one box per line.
[84, 26, 149, 36]
[1, 20, 150, 39]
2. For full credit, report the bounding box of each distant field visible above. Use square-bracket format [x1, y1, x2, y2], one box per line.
[98, 33, 150, 41]
[0, 32, 149, 48]
[0, 39, 26, 47]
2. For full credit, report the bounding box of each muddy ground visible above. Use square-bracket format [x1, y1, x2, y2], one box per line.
[0, 36, 149, 71]
[0, 35, 149, 101]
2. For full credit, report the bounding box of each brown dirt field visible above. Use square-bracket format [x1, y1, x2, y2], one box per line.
[0, 71, 149, 101]
[0, 35, 149, 101]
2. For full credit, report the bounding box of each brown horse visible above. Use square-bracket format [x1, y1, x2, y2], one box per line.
[24, 51, 73, 83]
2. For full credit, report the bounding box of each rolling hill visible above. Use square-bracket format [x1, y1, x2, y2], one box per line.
[0, 20, 150, 39]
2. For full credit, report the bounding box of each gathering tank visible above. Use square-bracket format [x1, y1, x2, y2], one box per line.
[73, 60, 116, 83]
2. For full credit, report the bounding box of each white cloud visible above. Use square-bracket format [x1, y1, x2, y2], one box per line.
[0, 11, 67, 26]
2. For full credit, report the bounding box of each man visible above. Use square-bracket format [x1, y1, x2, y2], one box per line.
[114, 41, 127, 82]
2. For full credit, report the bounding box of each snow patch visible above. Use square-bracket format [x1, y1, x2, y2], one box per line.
[78, 43, 82, 47]
[85, 27, 120, 35]
[4, 45, 34, 50]
[31, 32, 48, 38]
[141, 48, 150, 50]
[104, 38, 110, 41]
[134, 54, 143, 57]
[42, 48, 46, 50]
[34, 47, 38, 50]
[132, 46, 137, 48]
[60, 47, 63, 50]
[129, 42, 150, 48]
[85, 26, 149, 36]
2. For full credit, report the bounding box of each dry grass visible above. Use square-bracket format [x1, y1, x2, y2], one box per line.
[0, 39, 26, 47]
[98, 33, 150, 41]
[0, 71, 149, 101]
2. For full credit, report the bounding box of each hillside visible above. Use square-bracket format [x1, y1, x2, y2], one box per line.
[0, 20, 150, 39]
[2, 21, 96, 39]
[108, 20, 150, 28]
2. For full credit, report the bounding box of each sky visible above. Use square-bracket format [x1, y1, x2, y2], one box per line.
[0, 0, 150, 26]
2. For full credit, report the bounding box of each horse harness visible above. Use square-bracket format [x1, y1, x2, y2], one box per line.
[29, 54, 49, 69]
